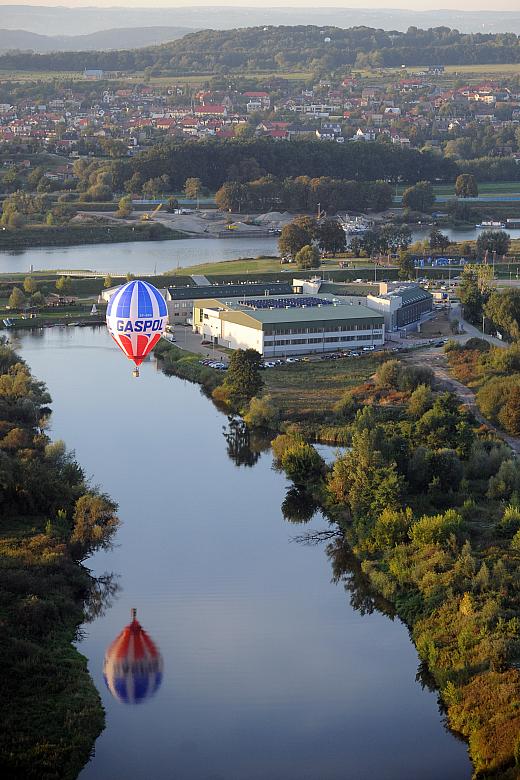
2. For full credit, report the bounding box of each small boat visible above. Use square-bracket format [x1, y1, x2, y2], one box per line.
[476, 221, 506, 229]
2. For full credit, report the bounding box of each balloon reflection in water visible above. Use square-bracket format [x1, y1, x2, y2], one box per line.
[103, 609, 163, 704]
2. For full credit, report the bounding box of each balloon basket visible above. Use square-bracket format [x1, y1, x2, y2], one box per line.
[132, 368, 140, 378]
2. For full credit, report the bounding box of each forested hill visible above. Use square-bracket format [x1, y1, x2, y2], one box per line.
[1, 25, 520, 73]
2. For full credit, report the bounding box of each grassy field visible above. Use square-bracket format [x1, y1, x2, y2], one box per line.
[264, 353, 381, 422]
[171, 256, 287, 275]
[396, 181, 520, 197]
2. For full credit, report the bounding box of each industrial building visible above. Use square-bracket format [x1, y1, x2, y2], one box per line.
[101, 281, 294, 324]
[165, 281, 293, 323]
[294, 278, 433, 332]
[366, 283, 433, 332]
[193, 294, 385, 356]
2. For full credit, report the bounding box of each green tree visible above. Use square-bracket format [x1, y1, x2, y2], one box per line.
[69, 491, 119, 561]
[280, 442, 325, 487]
[104, 274, 113, 289]
[398, 250, 415, 280]
[459, 265, 488, 325]
[316, 219, 346, 255]
[116, 195, 132, 218]
[55, 276, 73, 294]
[402, 180, 435, 212]
[8, 287, 25, 309]
[409, 509, 462, 546]
[484, 289, 520, 341]
[408, 384, 433, 418]
[476, 230, 510, 258]
[279, 221, 310, 258]
[224, 349, 264, 410]
[455, 174, 478, 198]
[375, 359, 400, 389]
[243, 394, 279, 428]
[215, 181, 247, 212]
[184, 177, 203, 206]
[23, 276, 37, 294]
[26, 165, 45, 190]
[31, 291, 45, 307]
[498, 386, 520, 435]
[295, 244, 320, 270]
[429, 228, 450, 251]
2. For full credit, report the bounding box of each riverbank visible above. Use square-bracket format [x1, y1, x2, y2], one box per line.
[0, 222, 186, 250]
[155, 337, 520, 777]
[0, 341, 119, 779]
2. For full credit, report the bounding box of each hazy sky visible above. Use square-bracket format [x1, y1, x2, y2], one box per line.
[0, 0, 519, 11]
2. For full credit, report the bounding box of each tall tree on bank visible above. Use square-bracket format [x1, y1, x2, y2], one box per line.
[184, 177, 203, 208]
[402, 180, 435, 212]
[317, 219, 346, 255]
[455, 174, 478, 198]
[279, 221, 312, 258]
[223, 349, 264, 410]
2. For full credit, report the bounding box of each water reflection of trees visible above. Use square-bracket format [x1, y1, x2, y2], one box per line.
[327, 539, 396, 619]
[82, 571, 121, 625]
[282, 486, 319, 523]
[222, 417, 271, 467]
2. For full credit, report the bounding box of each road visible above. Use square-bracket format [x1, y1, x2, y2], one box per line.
[448, 302, 507, 349]
[406, 347, 520, 457]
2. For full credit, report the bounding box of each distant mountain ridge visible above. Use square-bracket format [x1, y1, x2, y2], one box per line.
[1, 5, 520, 36]
[0, 26, 195, 53]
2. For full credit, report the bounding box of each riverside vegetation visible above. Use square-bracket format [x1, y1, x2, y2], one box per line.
[0, 339, 119, 779]
[156, 339, 520, 777]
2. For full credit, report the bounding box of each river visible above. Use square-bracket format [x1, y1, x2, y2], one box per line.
[2, 225, 520, 276]
[15, 326, 470, 780]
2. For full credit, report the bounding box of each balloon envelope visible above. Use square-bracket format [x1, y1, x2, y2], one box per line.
[103, 612, 163, 704]
[106, 280, 168, 367]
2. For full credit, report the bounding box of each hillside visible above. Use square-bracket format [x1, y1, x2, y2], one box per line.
[0, 24, 518, 74]
[0, 26, 195, 54]
[1, 6, 520, 36]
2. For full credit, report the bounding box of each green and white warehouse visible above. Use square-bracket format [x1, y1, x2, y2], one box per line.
[193, 295, 385, 356]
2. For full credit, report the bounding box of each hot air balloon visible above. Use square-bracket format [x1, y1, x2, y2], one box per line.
[106, 280, 168, 377]
[103, 609, 163, 705]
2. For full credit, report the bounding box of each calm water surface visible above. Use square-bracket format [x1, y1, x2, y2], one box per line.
[2, 226, 520, 275]
[0, 237, 280, 274]
[16, 327, 471, 780]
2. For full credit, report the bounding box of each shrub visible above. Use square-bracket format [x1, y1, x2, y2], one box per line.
[243, 394, 279, 429]
[375, 359, 400, 389]
[372, 506, 413, 550]
[499, 504, 520, 536]
[280, 442, 326, 486]
[488, 459, 520, 500]
[409, 509, 463, 546]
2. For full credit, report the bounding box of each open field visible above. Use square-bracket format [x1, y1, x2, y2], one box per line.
[171, 256, 288, 275]
[0, 70, 89, 82]
[397, 181, 520, 198]
[263, 353, 381, 422]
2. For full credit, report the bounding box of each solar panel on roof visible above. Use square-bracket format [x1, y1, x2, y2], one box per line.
[239, 297, 334, 310]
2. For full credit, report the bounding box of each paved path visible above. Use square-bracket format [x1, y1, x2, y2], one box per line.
[407, 348, 520, 457]
[168, 324, 229, 361]
[448, 303, 507, 349]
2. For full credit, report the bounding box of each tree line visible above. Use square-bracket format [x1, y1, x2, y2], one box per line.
[110, 138, 457, 192]
[0, 25, 519, 72]
[215, 175, 393, 213]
